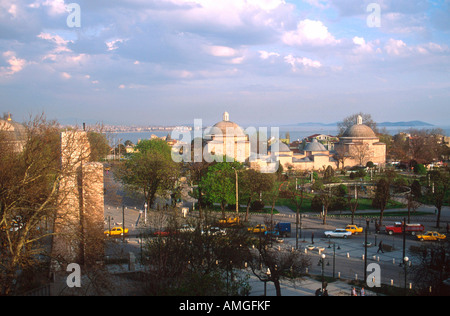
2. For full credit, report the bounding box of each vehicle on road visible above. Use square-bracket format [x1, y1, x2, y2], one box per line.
[248, 224, 267, 234]
[324, 229, 352, 239]
[385, 222, 425, 235]
[345, 225, 363, 235]
[218, 216, 241, 227]
[203, 226, 227, 236]
[104, 226, 129, 237]
[275, 223, 292, 237]
[417, 231, 447, 242]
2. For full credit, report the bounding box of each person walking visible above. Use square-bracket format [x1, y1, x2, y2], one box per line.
[360, 287, 365, 296]
[351, 287, 357, 296]
[377, 240, 384, 254]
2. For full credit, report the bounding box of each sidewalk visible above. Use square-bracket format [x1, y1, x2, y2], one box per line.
[247, 275, 374, 296]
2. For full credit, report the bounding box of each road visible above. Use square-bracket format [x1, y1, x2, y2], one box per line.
[103, 166, 449, 290]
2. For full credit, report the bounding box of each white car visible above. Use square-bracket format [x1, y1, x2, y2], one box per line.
[324, 229, 352, 239]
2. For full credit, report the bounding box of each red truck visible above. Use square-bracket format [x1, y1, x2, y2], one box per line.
[385, 222, 425, 235]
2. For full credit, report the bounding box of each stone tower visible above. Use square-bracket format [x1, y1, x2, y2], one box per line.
[51, 131, 104, 269]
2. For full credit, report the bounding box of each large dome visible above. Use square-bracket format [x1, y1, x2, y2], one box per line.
[206, 112, 246, 138]
[342, 115, 377, 139]
[343, 124, 377, 138]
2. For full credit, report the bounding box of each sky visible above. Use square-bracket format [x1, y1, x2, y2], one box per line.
[1, 0, 450, 127]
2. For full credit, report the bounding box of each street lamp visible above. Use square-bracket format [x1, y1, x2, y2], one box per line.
[144, 202, 148, 225]
[232, 167, 239, 214]
[404, 256, 409, 294]
[321, 253, 326, 291]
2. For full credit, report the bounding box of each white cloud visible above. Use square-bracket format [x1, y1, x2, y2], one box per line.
[205, 45, 238, 57]
[282, 19, 339, 47]
[38, 32, 72, 54]
[0, 51, 26, 76]
[384, 38, 408, 56]
[106, 39, 128, 51]
[259, 50, 280, 60]
[29, 0, 67, 16]
[284, 54, 322, 71]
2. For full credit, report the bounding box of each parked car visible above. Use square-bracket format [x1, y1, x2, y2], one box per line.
[324, 229, 352, 239]
[417, 231, 447, 242]
[345, 225, 363, 235]
[104, 226, 129, 237]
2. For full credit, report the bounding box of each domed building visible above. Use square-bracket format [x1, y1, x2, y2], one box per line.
[204, 112, 250, 162]
[334, 115, 386, 168]
[0, 113, 27, 152]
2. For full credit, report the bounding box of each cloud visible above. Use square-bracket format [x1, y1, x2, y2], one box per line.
[29, 0, 67, 16]
[205, 45, 238, 57]
[0, 51, 27, 76]
[282, 19, 339, 47]
[284, 54, 322, 71]
[259, 50, 280, 60]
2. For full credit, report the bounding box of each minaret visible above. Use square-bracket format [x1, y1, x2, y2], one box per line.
[7, 113, 12, 122]
[223, 112, 230, 122]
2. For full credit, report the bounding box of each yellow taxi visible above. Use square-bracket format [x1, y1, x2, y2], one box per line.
[248, 224, 267, 234]
[345, 225, 363, 235]
[417, 231, 446, 242]
[104, 226, 129, 237]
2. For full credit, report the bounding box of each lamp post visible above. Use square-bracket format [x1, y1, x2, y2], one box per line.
[232, 167, 239, 214]
[321, 253, 326, 291]
[404, 256, 409, 295]
[144, 202, 148, 225]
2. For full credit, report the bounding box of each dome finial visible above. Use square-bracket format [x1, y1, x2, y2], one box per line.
[223, 112, 230, 122]
[357, 115, 363, 125]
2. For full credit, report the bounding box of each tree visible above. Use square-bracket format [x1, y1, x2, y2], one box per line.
[426, 170, 449, 228]
[115, 139, 179, 210]
[240, 169, 276, 222]
[200, 160, 243, 218]
[0, 115, 108, 295]
[338, 113, 378, 136]
[372, 178, 391, 226]
[248, 233, 310, 296]
[143, 213, 251, 296]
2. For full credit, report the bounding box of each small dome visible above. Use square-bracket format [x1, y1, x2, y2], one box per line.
[0, 119, 27, 143]
[269, 140, 291, 153]
[342, 124, 376, 138]
[304, 139, 327, 152]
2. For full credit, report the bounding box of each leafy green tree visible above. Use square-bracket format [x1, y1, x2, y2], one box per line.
[115, 139, 179, 209]
[200, 160, 243, 218]
[240, 169, 276, 222]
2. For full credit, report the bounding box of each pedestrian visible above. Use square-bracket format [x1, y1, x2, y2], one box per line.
[311, 232, 315, 244]
[323, 289, 329, 296]
[360, 287, 365, 296]
[377, 240, 384, 254]
[351, 287, 357, 296]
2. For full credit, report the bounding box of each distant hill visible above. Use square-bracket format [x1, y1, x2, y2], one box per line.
[377, 121, 434, 127]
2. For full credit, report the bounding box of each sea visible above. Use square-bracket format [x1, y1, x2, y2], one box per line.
[108, 125, 450, 146]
